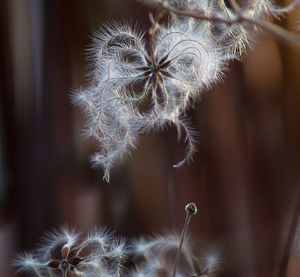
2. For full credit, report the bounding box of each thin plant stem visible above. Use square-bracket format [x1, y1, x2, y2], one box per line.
[276, 188, 300, 277]
[172, 203, 197, 277]
[228, 0, 241, 13]
[243, 17, 300, 47]
[149, 8, 166, 63]
[161, 1, 300, 47]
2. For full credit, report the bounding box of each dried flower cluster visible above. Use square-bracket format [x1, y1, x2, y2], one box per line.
[72, 0, 298, 181]
[14, 230, 218, 277]
[14, 205, 218, 277]
[14, 203, 217, 277]
[14, 228, 127, 277]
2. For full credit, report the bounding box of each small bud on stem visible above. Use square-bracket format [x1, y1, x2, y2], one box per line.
[172, 202, 197, 277]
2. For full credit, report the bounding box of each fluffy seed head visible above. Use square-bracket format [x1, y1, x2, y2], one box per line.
[72, 0, 296, 181]
[13, 227, 127, 277]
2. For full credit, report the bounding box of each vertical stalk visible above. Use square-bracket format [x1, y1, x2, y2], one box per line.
[172, 203, 197, 277]
[276, 189, 300, 277]
[148, 3, 166, 64]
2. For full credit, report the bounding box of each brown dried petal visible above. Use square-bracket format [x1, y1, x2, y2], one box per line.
[47, 260, 61, 268]
[61, 246, 70, 259]
[69, 256, 84, 266]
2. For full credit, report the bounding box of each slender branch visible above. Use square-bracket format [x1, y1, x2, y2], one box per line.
[228, 0, 241, 13]
[162, 1, 238, 25]
[172, 203, 197, 277]
[243, 17, 300, 47]
[160, 1, 300, 47]
[276, 188, 300, 277]
[149, 7, 166, 62]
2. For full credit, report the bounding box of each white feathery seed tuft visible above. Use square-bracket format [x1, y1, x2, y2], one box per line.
[72, 0, 299, 181]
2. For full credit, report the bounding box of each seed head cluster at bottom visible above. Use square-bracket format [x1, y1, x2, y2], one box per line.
[14, 228, 219, 277]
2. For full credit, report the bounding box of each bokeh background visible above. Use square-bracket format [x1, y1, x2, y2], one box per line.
[1, 0, 300, 276]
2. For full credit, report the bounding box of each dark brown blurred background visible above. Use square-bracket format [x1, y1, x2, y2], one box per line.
[1, 0, 300, 276]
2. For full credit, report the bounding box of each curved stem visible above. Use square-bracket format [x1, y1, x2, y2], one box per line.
[161, 1, 300, 47]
